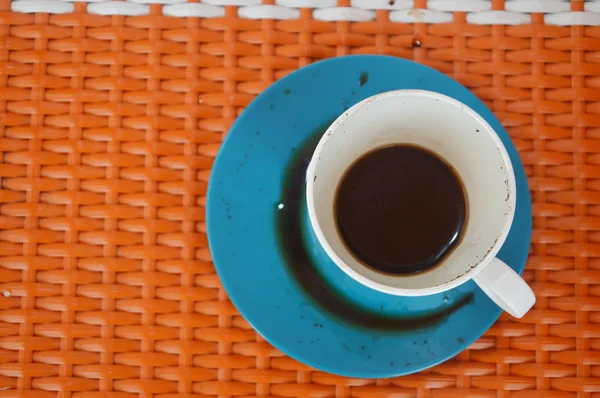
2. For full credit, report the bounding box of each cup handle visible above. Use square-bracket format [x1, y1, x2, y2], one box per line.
[473, 257, 535, 318]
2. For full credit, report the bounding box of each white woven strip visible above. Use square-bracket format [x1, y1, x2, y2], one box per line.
[427, 0, 491, 12]
[351, 0, 413, 11]
[87, 1, 148, 15]
[202, 0, 260, 5]
[505, 0, 570, 13]
[276, 0, 335, 8]
[12, 0, 73, 13]
[57, 0, 106, 5]
[390, 9, 453, 23]
[8, 0, 600, 25]
[129, 0, 185, 5]
[467, 10, 531, 25]
[313, 6, 375, 21]
[163, 2, 224, 17]
[586, 1, 600, 12]
[238, 4, 299, 19]
[545, 11, 600, 25]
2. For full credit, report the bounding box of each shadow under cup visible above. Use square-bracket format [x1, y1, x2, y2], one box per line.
[306, 90, 516, 295]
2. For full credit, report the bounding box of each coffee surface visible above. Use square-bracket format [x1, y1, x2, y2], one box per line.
[335, 144, 467, 274]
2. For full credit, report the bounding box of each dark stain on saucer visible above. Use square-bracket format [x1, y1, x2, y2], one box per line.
[359, 71, 369, 87]
[284, 89, 291, 95]
[457, 337, 465, 343]
[256, 131, 260, 135]
[275, 119, 474, 333]
[269, 104, 274, 110]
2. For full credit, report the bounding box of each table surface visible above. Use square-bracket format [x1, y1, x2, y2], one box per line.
[0, 0, 599, 396]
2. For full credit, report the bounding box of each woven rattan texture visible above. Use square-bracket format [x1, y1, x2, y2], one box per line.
[1, 0, 600, 396]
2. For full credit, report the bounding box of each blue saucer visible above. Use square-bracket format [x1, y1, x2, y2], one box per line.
[207, 55, 532, 378]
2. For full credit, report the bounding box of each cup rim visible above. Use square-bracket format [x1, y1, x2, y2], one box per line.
[306, 89, 517, 296]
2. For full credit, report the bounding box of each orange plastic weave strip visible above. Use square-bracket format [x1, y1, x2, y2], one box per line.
[1, 0, 599, 396]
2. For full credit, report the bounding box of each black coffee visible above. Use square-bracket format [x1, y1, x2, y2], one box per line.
[335, 144, 467, 275]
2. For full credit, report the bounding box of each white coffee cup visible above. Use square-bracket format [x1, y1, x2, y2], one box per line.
[306, 90, 535, 318]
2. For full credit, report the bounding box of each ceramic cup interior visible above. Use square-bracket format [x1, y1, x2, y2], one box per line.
[306, 90, 516, 296]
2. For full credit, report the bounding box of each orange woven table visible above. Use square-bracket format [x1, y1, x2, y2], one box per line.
[1, 0, 599, 396]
